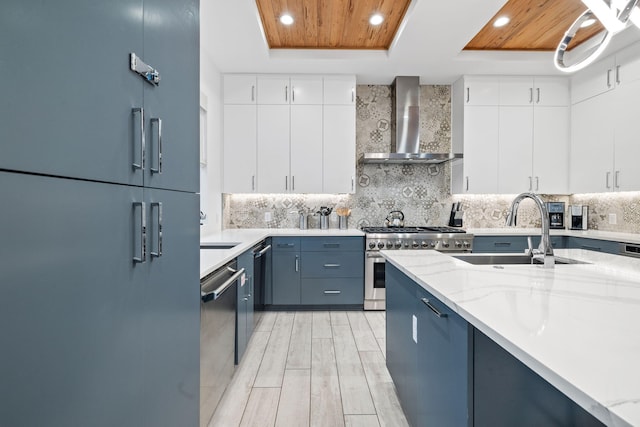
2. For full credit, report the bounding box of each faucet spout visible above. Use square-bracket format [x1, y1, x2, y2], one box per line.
[506, 192, 554, 268]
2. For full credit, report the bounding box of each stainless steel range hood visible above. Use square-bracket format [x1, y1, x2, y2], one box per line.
[361, 76, 462, 164]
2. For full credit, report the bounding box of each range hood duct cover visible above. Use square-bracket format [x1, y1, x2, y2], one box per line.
[361, 76, 462, 164]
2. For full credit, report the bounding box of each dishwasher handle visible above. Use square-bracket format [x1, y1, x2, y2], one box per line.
[254, 244, 272, 258]
[201, 267, 245, 302]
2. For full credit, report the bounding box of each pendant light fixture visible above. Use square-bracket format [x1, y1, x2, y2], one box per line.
[555, 0, 640, 72]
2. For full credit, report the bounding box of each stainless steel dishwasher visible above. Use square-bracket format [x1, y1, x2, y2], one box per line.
[200, 260, 245, 426]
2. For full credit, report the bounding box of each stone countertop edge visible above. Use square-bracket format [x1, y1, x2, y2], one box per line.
[200, 228, 365, 278]
[381, 248, 640, 427]
[468, 228, 640, 244]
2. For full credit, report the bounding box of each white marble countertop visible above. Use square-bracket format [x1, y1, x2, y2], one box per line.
[200, 228, 364, 278]
[468, 227, 640, 244]
[382, 248, 640, 427]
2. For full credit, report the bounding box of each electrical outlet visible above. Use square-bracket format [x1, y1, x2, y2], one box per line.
[609, 213, 617, 225]
[264, 212, 272, 222]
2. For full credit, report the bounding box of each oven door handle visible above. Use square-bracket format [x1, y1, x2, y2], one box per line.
[366, 252, 385, 260]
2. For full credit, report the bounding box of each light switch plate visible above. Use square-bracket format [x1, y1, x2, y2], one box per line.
[264, 212, 272, 222]
[609, 213, 617, 225]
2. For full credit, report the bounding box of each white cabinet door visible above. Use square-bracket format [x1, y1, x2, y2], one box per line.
[570, 92, 614, 193]
[324, 76, 356, 105]
[290, 105, 323, 193]
[615, 41, 640, 87]
[223, 105, 256, 193]
[464, 77, 500, 106]
[534, 77, 570, 106]
[224, 75, 256, 104]
[323, 105, 356, 193]
[613, 79, 640, 191]
[291, 76, 323, 105]
[463, 106, 499, 193]
[571, 56, 616, 104]
[533, 106, 569, 194]
[257, 105, 290, 192]
[499, 77, 533, 106]
[498, 106, 533, 193]
[257, 76, 290, 104]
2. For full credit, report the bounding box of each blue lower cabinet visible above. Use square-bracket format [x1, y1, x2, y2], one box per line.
[566, 237, 619, 254]
[236, 249, 255, 364]
[271, 251, 301, 305]
[300, 278, 363, 305]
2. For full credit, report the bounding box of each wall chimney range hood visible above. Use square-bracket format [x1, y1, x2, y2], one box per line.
[361, 76, 462, 164]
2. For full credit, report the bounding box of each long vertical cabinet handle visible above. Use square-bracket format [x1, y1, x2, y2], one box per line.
[616, 65, 621, 84]
[615, 171, 620, 188]
[529, 176, 533, 191]
[150, 118, 162, 174]
[252, 175, 256, 191]
[150, 202, 163, 258]
[465, 176, 469, 191]
[536, 176, 540, 191]
[295, 255, 299, 272]
[292, 176, 295, 191]
[351, 88, 355, 103]
[132, 108, 145, 171]
[466, 87, 470, 103]
[606, 171, 611, 189]
[285, 86, 288, 102]
[536, 88, 541, 103]
[251, 85, 255, 102]
[352, 177, 355, 192]
[292, 86, 295, 103]
[607, 69, 612, 88]
[133, 202, 146, 263]
[529, 88, 533, 103]
[285, 176, 288, 191]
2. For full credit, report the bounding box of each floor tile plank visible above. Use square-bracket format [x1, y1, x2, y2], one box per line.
[364, 311, 386, 339]
[255, 311, 278, 332]
[312, 311, 333, 339]
[344, 415, 381, 427]
[347, 312, 379, 352]
[286, 312, 312, 370]
[275, 369, 311, 427]
[239, 387, 281, 427]
[311, 338, 344, 427]
[254, 312, 295, 388]
[330, 311, 350, 326]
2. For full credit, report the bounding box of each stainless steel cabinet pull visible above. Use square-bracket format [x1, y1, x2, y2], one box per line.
[352, 177, 355, 192]
[494, 242, 511, 247]
[324, 243, 340, 248]
[254, 244, 272, 258]
[607, 69, 612, 88]
[292, 86, 295, 103]
[466, 87, 470, 103]
[529, 176, 532, 191]
[132, 108, 145, 171]
[323, 264, 341, 268]
[537, 88, 541, 103]
[150, 118, 162, 174]
[295, 255, 299, 272]
[150, 202, 163, 258]
[278, 243, 295, 248]
[133, 202, 146, 263]
[201, 268, 245, 301]
[251, 85, 255, 102]
[324, 290, 341, 295]
[606, 171, 611, 189]
[285, 85, 288, 102]
[536, 176, 540, 191]
[252, 175, 256, 191]
[285, 176, 288, 191]
[615, 170, 620, 188]
[292, 176, 295, 191]
[465, 176, 469, 191]
[616, 65, 621, 84]
[351, 88, 355, 103]
[421, 298, 447, 318]
[529, 88, 533, 103]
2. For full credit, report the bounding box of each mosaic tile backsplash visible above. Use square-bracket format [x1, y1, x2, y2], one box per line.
[223, 85, 640, 234]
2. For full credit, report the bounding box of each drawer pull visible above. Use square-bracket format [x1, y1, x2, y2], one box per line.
[323, 264, 341, 268]
[421, 298, 447, 318]
[494, 242, 512, 247]
[323, 243, 340, 248]
[278, 243, 295, 248]
[324, 290, 341, 295]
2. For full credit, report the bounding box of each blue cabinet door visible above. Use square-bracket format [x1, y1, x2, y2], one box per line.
[566, 237, 619, 254]
[0, 172, 145, 427]
[142, 0, 199, 193]
[385, 263, 418, 427]
[416, 286, 472, 427]
[271, 252, 301, 305]
[143, 189, 200, 426]
[236, 249, 255, 363]
[0, 0, 144, 186]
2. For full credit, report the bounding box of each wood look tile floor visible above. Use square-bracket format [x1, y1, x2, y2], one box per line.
[206, 311, 408, 427]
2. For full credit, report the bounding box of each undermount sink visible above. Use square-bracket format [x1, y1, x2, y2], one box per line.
[452, 254, 589, 266]
[200, 242, 240, 250]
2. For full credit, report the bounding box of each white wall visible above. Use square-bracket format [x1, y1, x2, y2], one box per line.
[199, 2, 224, 235]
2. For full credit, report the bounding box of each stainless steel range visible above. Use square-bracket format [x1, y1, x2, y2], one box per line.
[362, 226, 474, 310]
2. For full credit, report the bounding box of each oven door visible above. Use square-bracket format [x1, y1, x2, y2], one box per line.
[364, 252, 386, 310]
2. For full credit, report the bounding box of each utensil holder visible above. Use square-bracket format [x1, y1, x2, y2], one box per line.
[320, 216, 329, 230]
[338, 216, 348, 230]
[299, 214, 308, 230]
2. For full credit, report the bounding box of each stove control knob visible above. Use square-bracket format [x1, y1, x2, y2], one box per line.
[404, 242, 410, 248]
[412, 241, 419, 248]
[386, 241, 393, 249]
[455, 241, 463, 249]
[442, 241, 450, 248]
[463, 241, 471, 249]
[394, 241, 402, 249]
[377, 242, 385, 249]
[421, 241, 429, 248]
[369, 242, 376, 249]
[430, 241, 437, 248]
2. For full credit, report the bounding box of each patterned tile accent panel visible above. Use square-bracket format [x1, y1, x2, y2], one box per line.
[223, 85, 640, 234]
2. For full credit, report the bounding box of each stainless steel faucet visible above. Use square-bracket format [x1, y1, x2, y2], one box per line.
[506, 192, 555, 268]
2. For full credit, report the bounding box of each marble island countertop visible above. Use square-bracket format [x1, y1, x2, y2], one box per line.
[382, 248, 640, 427]
[468, 227, 640, 244]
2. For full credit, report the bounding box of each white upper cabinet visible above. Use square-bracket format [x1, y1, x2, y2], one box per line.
[463, 76, 500, 106]
[290, 105, 323, 193]
[499, 76, 569, 106]
[324, 76, 356, 105]
[257, 76, 291, 104]
[290, 76, 323, 104]
[257, 105, 290, 192]
[223, 105, 257, 193]
[224, 75, 256, 104]
[324, 105, 356, 193]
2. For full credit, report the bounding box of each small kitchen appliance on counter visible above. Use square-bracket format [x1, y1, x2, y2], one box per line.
[448, 203, 463, 227]
[570, 205, 589, 230]
[546, 202, 565, 229]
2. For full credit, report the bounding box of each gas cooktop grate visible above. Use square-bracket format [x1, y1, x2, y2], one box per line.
[362, 226, 466, 234]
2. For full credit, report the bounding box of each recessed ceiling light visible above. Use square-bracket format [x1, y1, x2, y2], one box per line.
[369, 13, 384, 26]
[280, 14, 294, 25]
[580, 18, 597, 28]
[493, 16, 510, 28]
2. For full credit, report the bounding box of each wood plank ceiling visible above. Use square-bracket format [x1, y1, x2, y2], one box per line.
[255, 0, 412, 49]
[464, 0, 605, 51]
